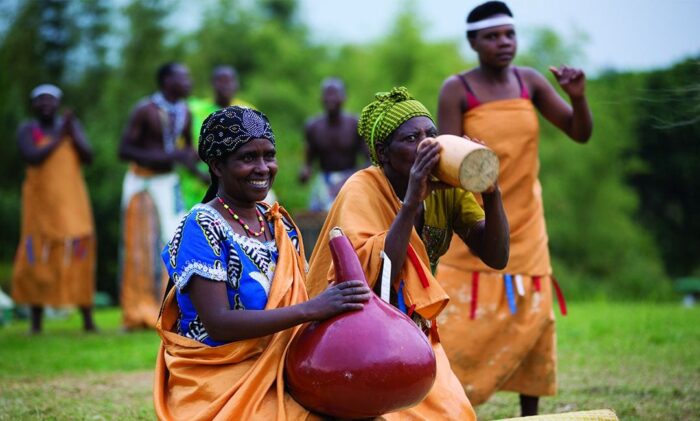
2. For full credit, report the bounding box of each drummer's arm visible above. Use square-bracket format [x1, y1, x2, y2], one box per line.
[528, 67, 592, 143]
[463, 187, 509, 269]
[382, 141, 443, 283]
[187, 275, 369, 343]
[437, 76, 467, 136]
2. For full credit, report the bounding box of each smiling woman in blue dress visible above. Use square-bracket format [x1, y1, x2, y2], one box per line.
[154, 106, 370, 420]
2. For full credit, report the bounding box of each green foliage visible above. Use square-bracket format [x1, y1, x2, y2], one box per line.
[180, 0, 328, 212]
[632, 58, 700, 277]
[110, 0, 178, 117]
[480, 302, 700, 420]
[0, 0, 83, 261]
[540, 72, 671, 299]
[517, 26, 587, 69]
[0, 0, 693, 301]
[259, 0, 299, 25]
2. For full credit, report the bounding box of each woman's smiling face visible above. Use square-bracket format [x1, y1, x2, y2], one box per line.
[214, 138, 277, 206]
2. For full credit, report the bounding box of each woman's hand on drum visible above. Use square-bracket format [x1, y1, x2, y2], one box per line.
[305, 280, 371, 321]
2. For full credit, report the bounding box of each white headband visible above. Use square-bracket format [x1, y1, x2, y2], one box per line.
[31, 84, 63, 100]
[466, 15, 515, 32]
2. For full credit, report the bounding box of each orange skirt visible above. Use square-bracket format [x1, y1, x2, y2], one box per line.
[120, 191, 167, 329]
[436, 268, 558, 404]
[12, 235, 95, 307]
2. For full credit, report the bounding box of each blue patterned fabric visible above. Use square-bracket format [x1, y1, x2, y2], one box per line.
[162, 203, 300, 346]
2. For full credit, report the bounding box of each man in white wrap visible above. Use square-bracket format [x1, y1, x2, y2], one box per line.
[118, 62, 205, 329]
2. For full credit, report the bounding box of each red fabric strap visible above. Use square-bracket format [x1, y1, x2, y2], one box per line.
[470, 271, 479, 320]
[407, 304, 416, 317]
[514, 67, 530, 99]
[406, 245, 430, 288]
[532, 275, 541, 292]
[31, 126, 44, 144]
[430, 318, 441, 343]
[551, 275, 568, 316]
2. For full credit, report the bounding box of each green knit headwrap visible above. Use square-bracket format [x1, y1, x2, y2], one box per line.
[358, 86, 433, 166]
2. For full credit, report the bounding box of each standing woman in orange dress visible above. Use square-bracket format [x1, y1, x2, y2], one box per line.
[12, 84, 97, 334]
[436, 1, 593, 416]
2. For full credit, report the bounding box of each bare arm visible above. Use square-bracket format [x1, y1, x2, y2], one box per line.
[187, 276, 370, 343]
[529, 66, 593, 143]
[66, 115, 93, 164]
[118, 105, 183, 166]
[437, 76, 467, 136]
[16, 124, 62, 165]
[182, 109, 193, 149]
[383, 141, 443, 283]
[463, 187, 509, 269]
[180, 110, 209, 182]
[383, 201, 421, 284]
[437, 81, 509, 268]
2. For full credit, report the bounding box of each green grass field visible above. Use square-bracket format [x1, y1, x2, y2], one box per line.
[1, 302, 698, 420]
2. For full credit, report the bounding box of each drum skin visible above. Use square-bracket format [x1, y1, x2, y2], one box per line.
[431, 134, 499, 193]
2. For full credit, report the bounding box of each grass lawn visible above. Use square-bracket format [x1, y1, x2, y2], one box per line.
[1, 302, 698, 420]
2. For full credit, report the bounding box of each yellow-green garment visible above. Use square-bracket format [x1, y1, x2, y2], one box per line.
[422, 186, 485, 273]
[181, 97, 255, 209]
[306, 166, 483, 420]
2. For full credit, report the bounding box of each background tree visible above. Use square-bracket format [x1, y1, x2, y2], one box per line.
[0, 0, 693, 301]
[633, 58, 700, 278]
[84, 0, 177, 298]
[0, 0, 80, 263]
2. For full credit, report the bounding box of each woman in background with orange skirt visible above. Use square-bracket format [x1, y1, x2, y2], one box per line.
[435, 1, 593, 416]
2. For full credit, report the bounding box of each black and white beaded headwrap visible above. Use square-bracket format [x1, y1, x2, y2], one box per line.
[198, 106, 276, 203]
[198, 106, 275, 164]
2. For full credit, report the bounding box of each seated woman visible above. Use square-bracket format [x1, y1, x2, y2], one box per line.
[306, 87, 510, 420]
[154, 106, 371, 420]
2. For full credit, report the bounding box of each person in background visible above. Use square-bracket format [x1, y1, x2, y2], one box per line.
[185, 65, 275, 210]
[298, 77, 369, 212]
[12, 84, 97, 334]
[118, 62, 203, 330]
[306, 87, 509, 420]
[154, 106, 370, 419]
[435, 1, 593, 415]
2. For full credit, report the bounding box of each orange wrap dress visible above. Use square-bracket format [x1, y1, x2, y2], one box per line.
[436, 81, 559, 404]
[120, 96, 188, 329]
[154, 204, 317, 421]
[306, 166, 478, 421]
[120, 164, 175, 329]
[12, 130, 95, 307]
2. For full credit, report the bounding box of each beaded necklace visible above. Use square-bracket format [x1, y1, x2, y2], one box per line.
[216, 195, 266, 237]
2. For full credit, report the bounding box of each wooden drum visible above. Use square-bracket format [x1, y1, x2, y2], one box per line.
[430, 134, 499, 192]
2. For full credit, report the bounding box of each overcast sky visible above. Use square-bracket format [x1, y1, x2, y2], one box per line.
[3, 0, 697, 74]
[296, 0, 700, 73]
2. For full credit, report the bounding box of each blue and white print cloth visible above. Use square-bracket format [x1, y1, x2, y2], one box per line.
[162, 203, 299, 346]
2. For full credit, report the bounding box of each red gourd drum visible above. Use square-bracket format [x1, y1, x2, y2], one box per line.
[285, 228, 436, 419]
